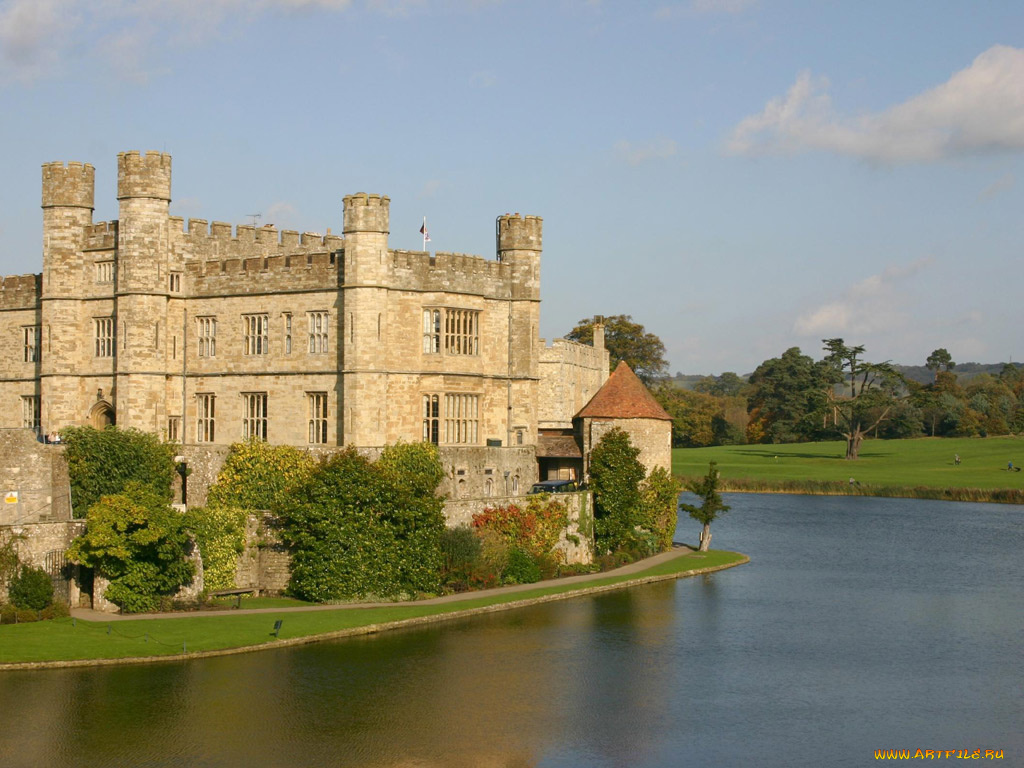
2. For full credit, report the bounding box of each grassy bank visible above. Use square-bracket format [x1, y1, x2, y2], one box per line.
[674, 436, 1024, 503]
[0, 550, 746, 666]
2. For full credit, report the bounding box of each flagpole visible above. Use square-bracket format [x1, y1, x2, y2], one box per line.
[422, 216, 427, 251]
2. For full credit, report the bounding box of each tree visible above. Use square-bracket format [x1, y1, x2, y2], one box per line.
[66, 483, 196, 613]
[567, 314, 668, 384]
[693, 371, 746, 397]
[588, 428, 646, 553]
[62, 426, 177, 517]
[925, 348, 955, 380]
[746, 347, 832, 444]
[679, 462, 730, 552]
[822, 339, 905, 460]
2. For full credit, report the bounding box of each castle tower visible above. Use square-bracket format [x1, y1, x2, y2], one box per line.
[114, 151, 173, 433]
[341, 193, 391, 445]
[496, 214, 543, 445]
[40, 162, 96, 431]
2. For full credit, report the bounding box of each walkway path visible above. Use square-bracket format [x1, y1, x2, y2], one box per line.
[70, 543, 699, 622]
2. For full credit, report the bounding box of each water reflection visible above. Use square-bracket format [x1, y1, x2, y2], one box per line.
[1, 496, 1021, 768]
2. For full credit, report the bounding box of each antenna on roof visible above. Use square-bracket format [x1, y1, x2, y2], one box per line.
[248, 213, 261, 229]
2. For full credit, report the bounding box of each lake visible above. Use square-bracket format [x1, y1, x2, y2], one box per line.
[1, 494, 1021, 767]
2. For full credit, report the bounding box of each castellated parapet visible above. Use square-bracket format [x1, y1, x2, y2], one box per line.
[343, 193, 390, 234]
[497, 214, 543, 254]
[41, 162, 95, 210]
[117, 151, 172, 201]
[0, 274, 41, 309]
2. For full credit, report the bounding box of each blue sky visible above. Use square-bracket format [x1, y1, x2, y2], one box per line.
[1, 0, 1022, 375]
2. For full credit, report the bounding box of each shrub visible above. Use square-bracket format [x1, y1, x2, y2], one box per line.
[184, 505, 247, 592]
[208, 441, 315, 511]
[39, 602, 70, 620]
[503, 547, 542, 585]
[66, 483, 195, 613]
[8, 566, 54, 610]
[471, 496, 569, 562]
[0, 603, 17, 624]
[440, 525, 482, 591]
[279, 445, 446, 601]
[589, 428, 645, 553]
[637, 466, 681, 552]
[62, 426, 177, 517]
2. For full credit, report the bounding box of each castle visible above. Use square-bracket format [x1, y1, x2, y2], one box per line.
[0, 151, 675, 507]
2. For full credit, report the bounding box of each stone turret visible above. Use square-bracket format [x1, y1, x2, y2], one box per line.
[41, 162, 95, 296]
[341, 193, 392, 446]
[115, 151, 174, 433]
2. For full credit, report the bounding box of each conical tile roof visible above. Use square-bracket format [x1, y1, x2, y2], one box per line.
[575, 361, 672, 420]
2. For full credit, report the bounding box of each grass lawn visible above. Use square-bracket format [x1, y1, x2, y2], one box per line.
[0, 550, 746, 665]
[674, 435, 1024, 492]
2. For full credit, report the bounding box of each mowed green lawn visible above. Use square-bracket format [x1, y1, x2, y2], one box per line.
[674, 436, 1024, 490]
[0, 550, 746, 665]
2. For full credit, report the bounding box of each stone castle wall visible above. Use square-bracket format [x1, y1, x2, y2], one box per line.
[0, 429, 71, 525]
[538, 338, 609, 429]
[584, 417, 672, 477]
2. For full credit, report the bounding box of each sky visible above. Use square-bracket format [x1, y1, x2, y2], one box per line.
[1, 0, 1022, 376]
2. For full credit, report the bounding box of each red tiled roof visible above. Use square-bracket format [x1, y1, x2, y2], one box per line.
[536, 434, 583, 458]
[575, 361, 672, 421]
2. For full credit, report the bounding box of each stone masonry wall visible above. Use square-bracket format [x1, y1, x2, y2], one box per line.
[585, 417, 672, 477]
[0, 429, 71, 524]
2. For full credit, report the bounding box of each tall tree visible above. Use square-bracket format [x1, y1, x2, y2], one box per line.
[746, 347, 831, 444]
[567, 314, 668, 384]
[925, 348, 955, 383]
[822, 339, 905, 460]
[680, 462, 730, 552]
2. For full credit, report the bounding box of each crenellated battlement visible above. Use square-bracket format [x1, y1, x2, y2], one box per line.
[176, 218, 343, 254]
[497, 213, 542, 253]
[0, 273, 42, 309]
[84, 221, 118, 251]
[185, 248, 340, 296]
[117, 150, 172, 201]
[343, 192, 390, 234]
[41, 161, 95, 209]
[389, 248, 521, 297]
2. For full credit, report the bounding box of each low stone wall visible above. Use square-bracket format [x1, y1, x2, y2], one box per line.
[443, 491, 594, 565]
[1, 520, 86, 605]
[235, 513, 291, 595]
[0, 429, 72, 524]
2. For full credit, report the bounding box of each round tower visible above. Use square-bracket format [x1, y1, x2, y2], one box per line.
[41, 161, 95, 295]
[497, 213, 542, 258]
[341, 193, 391, 446]
[40, 161, 97, 433]
[115, 151, 173, 433]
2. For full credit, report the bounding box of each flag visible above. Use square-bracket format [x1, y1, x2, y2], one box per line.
[419, 222, 431, 242]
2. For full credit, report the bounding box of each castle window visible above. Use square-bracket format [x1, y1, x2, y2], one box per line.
[167, 417, 180, 443]
[243, 314, 269, 355]
[196, 317, 216, 358]
[22, 395, 40, 431]
[308, 311, 329, 354]
[168, 272, 181, 293]
[94, 317, 115, 358]
[444, 393, 479, 445]
[485, 477, 494, 498]
[308, 392, 328, 444]
[96, 261, 113, 284]
[422, 308, 479, 356]
[445, 309, 479, 356]
[241, 392, 268, 441]
[422, 309, 440, 354]
[22, 326, 40, 363]
[197, 393, 216, 443]
[512, 475, 520, 495]
[422, 394, 440, 444]
[284, 313, 292, 355]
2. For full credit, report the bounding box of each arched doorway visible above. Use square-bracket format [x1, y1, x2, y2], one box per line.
[89, 401, 115, 429]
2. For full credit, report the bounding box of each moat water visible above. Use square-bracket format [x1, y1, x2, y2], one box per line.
[1, 495, 1021, 768]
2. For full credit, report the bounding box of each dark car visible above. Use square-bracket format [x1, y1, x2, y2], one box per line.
[528, 479, 578, 494]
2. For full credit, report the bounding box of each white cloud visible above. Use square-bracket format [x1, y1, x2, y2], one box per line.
[727, 45, 1024, 163]
[0, 0, 81, 81]
[794, 258, 933, 336]
[264, 201, 299, 229]
[614, 137, 678, 166]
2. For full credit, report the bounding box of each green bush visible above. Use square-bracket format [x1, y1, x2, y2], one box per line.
[66, 483, 195, 613]
[278, 444, 446, 602]
[62, 426, 177, 518]
[503, 548, 542, 585]
[440, 525, 482, 592]
[8, 566, 54, 610]
[590, 428, 645, 553]
[39, 602, 70, 620]
[207, 441, 315, 511]
[0, 603, 17, 624]
[184, 506, 247, 592]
